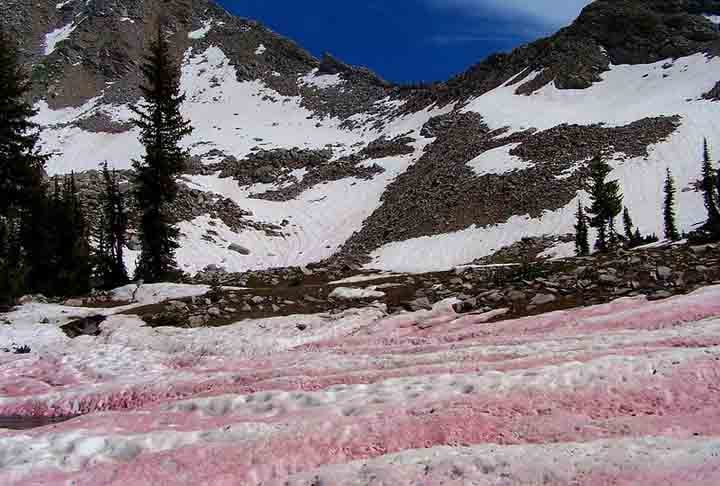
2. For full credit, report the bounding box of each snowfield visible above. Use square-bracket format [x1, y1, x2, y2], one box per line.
[1, 285, 720, 484]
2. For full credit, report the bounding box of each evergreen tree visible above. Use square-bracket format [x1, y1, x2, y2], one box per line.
[633, 228, 642, 245]
[56, 173, 91, 295]
[0, 29, 47, 217]
[131, 23, 192, 283]
[95, 162, 129, 288]
[622, 207, 634, 242]
[0, 28, 48, 303]
[0, 217, 24, 307]
[574, 201, 590, 256]
[701, 138, 720, 226]
[663, 168, 680, 241]
[29, 173, 92, 297]
[587, 156, 623, 253]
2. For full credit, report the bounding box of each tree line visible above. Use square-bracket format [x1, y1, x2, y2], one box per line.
[574, 141, 720, 257]
[0, 23, 191, 306]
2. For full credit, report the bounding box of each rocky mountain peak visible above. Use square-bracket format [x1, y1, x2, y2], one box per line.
[317, 52, 392, 88]
[0, 0, 392, 118]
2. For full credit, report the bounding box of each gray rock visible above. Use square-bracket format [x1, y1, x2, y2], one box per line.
[648, 290, 673, 301]
[228, 243, 251, 255]
[167, 301, 188, 311]
[18, 294, 48, 305]
[598, 273, 620, 285]
[530, 293, 556, 306]
[127, 234, 142, 251]
[484, 290, 505, 303]
[207, 307, 222, 317]
[202, 264, 226, 274]
[506, 290, 527, 302]
[188, 315, 206, 328]
[408, 297, 432, 311]
[656, 266, 673, 280]
[251, 296, 266, 304]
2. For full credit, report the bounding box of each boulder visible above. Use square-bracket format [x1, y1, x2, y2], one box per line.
[530, 293, 557, 306]
[228, 243, 251, 255]
[61, 315, 107, 339]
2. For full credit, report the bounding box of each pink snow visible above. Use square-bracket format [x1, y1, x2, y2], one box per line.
[1, 286, 720, 484]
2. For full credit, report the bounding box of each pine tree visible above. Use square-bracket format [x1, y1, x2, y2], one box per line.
[633, 228, 642, 245]
[663, 168, 680, 241]
[587, 155, 623, 253]
[0, 28, 49, 302]
[131, 23, 193, 283]
[574, 201, 590, 256]
[622, 207, 634, 242]
[95, 162, 129, 288]
[0, 29, 48, 217]
[701, 138, 720, 227]
[34, 173, 92, 297]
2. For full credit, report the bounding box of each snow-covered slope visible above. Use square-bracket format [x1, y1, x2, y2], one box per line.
[2, 285, 720, 484]
[368, 54, 720, 271]
[22, 0, 720, 274]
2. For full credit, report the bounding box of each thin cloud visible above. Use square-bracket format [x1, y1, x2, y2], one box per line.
[426, 0, 593, 27]
[428, 33, 524, 45]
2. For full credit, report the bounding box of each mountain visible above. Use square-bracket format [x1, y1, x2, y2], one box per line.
[3, 0, 720, 275]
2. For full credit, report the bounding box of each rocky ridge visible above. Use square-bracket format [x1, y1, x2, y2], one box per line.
[401, 0, 720, 110]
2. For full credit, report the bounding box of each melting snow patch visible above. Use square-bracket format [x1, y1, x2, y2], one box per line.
[299, 69, 345, 89]
[56, 0, 73, 8]
[188, 20, 213, 39]
[329, 287, 386, 300]
[466, 143, 534, 176]
[705, 14, 720, 24]
[44, 21, 79, 55]
[330, 273, 403, 285]
[367, 197, 583, 273]
[537, 240, 576, 260]
[255, 44, 267, 55]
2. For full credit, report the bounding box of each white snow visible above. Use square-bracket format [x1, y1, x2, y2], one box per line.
[119, 17, 135, 24]
[179, 47, 367, 160]
[178, 149, 419, 273]
[537, 240, 576, 260]
[329, 273, 403, 285]
[704, 14, 720, 25]
[254, 44, 266, 55]
[328, 287, 386, 300]
[44, 21, 79, 55]
[110, 283, 211, 305]
[188, 20, 213, 39]
[369, 195, 584, 273]
[56, 0, 73, 8]
[33, 99, 141, 175]
[299, 69, 345, 89]
[466, 143, 534, 176]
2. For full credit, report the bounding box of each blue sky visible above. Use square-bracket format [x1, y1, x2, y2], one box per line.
[217, 0, 591, 83]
